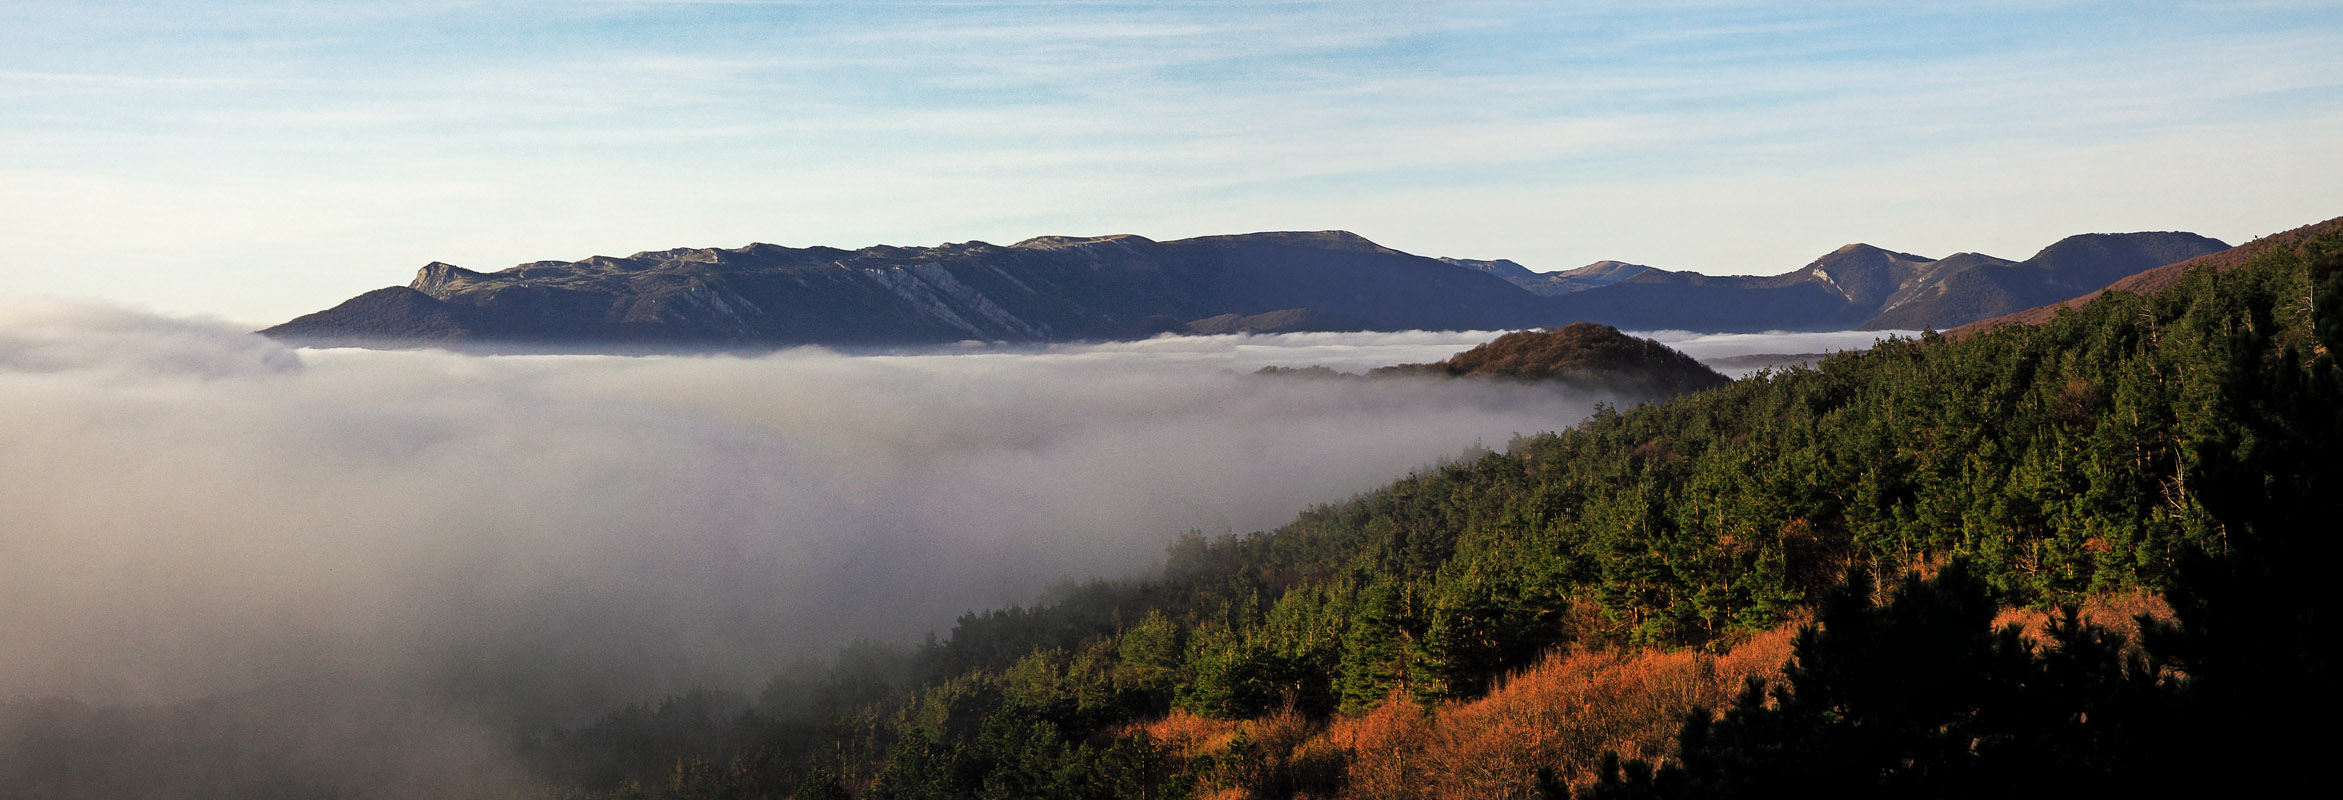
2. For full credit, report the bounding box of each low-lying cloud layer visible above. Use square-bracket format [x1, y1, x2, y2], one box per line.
[0, 301, 1897, 796]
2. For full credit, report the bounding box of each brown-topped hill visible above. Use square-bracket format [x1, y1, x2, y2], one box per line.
[1373, 322, 1731, 398]
[1948, 216, 2343, 338]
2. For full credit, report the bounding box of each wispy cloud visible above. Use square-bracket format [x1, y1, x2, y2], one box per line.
[2, 1, 2337, 319]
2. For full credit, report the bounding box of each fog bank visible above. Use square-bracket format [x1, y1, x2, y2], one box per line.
[0, 302, 1901, 795]
[1, 307, 1571, 709]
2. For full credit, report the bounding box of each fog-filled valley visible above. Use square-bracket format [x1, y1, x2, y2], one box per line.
[0, 299, 1898, 795]
[8, 0, 2335, 793]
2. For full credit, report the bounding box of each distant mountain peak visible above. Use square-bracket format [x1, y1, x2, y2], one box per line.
[1010, 234, 1156, 250]
[2021, 230, 2235, 292]
[1438, 257, 1538, 282]
[1456, 258, 1656, 297]
[1560, 260, 1654, 280]
[411, 262, 488, 294]
[1576, 259, 1643, 271]
[1295, 230, 1381, 247]
[1182, 230, 1403, 255]
[1814, 243, 1931, 263]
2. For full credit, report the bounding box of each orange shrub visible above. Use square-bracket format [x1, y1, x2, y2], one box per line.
[1391, 623, 1796, 798]
[1123, 617, 1808, 799]
[1123, 594, 2179, 799]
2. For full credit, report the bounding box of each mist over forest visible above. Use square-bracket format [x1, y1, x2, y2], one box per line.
[0, 299, 1893, 795]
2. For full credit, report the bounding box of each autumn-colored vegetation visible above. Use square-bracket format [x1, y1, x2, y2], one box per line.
[1991, 589, 2169, 646]
[1123, 621, 1796, 800]
[518, 218, 2340, 799]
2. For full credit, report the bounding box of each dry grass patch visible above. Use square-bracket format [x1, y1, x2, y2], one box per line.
[1128, 620, 1801, 799]
[1991, 591, 2172, 647]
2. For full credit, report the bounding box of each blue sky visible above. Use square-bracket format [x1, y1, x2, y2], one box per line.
[5, 1, 2340, 323]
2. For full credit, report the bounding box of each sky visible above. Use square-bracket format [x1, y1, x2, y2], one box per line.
[3, 1, 2339, 325]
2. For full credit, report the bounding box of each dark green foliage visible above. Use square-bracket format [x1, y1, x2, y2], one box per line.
[1578, 231, 2343, 798]
[1333, 578, 1430, 712]
[794, 766, 851, 800]
[862, 691, 1168, 800]
[528, 226, 2343, 799]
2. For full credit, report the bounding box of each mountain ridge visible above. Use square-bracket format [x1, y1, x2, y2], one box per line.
[265, 228, 2231, 347]
[1948, 217, 2343, 337]
[268, 231, 1555, 348]
[1542, 231, 2228, 331]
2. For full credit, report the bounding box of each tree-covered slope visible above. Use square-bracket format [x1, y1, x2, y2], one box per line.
[526, 218, 2340, 799]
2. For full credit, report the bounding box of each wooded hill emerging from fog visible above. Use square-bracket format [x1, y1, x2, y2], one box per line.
[263, 229, 2227, 348]
[506, 216, 2338, 799]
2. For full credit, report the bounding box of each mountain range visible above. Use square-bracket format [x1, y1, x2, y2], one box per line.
[264, 229, 2229, 348]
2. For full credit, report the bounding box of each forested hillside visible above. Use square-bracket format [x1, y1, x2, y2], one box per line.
[530, 219, 2342, 799]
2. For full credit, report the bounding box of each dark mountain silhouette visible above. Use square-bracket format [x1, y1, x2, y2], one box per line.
[1546, 232, 2228, 331]
[1865, 232, 2235, 329]
[265, 231, 1550, 349]
[265, 229, 2230, 348]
